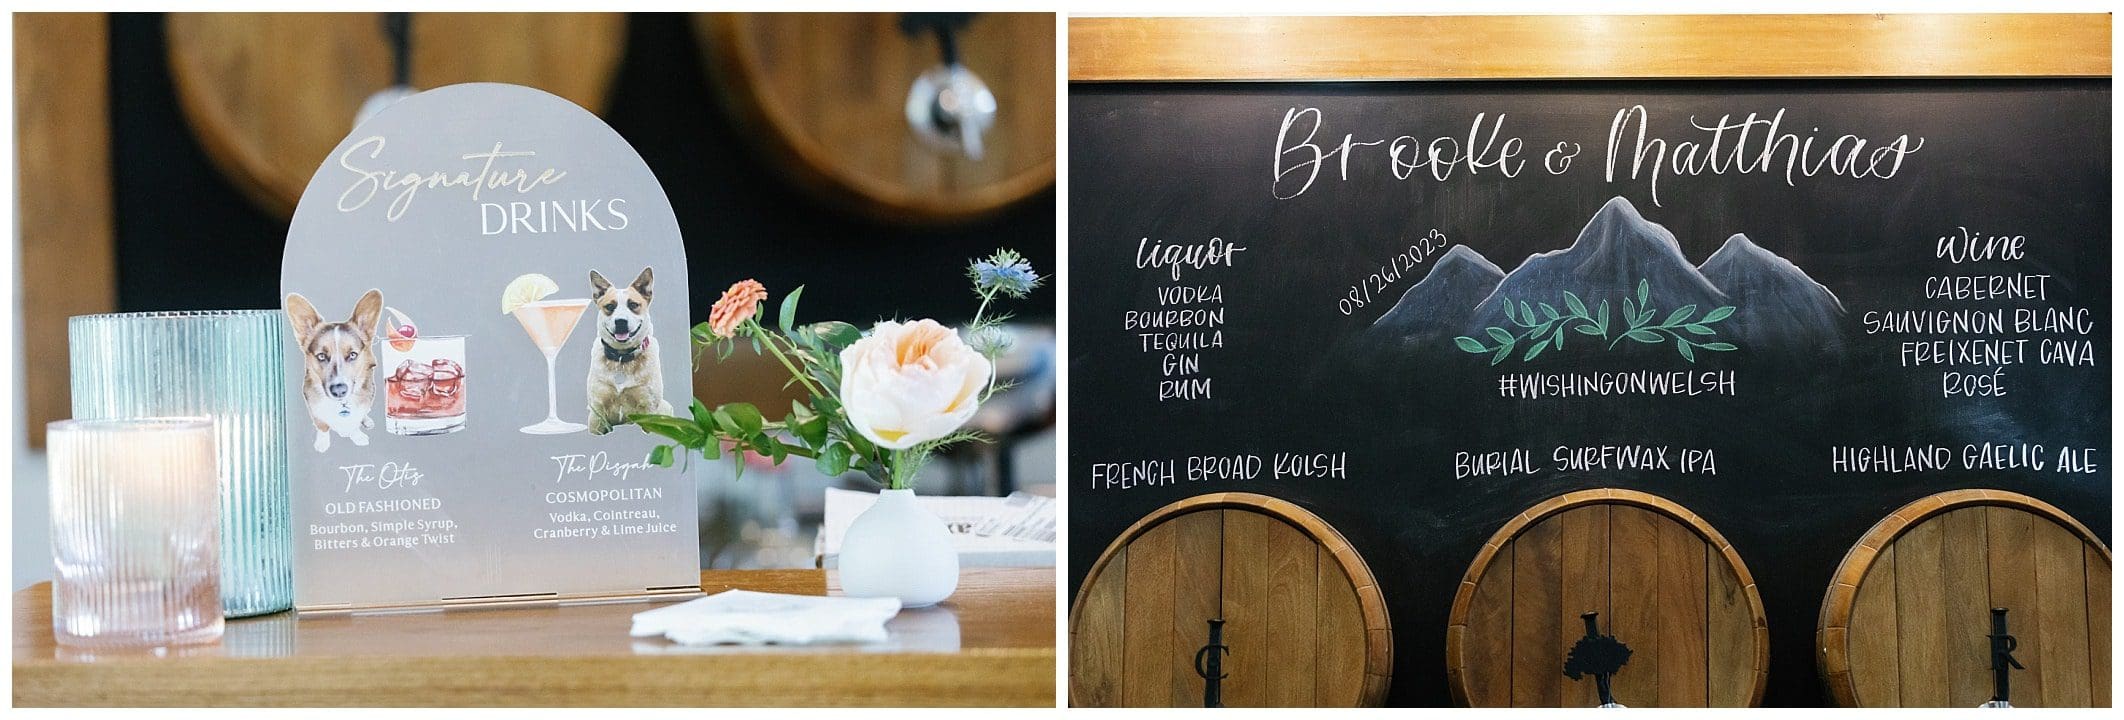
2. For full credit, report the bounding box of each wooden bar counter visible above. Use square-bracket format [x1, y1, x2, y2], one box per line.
[14, 568, 1055, 707]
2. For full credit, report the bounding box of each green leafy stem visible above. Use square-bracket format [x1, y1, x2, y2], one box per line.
[626, 250, 1043, 490]
[1454, 279, 1738, 365]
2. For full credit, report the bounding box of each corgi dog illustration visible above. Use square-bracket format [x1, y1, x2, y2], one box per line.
[286, 290, 383, 452]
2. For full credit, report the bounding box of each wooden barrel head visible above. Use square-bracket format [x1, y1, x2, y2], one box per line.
[1818, 489, 2112, 707]
[694, 13, 1056, 224]
[1069, 492, 1391, 707]
[167, 12, 627, 216]
[1446, 489, 1768, 707]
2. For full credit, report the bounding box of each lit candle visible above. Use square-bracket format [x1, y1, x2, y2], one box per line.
[47, 417, 224, 649]
[69, 309, 292, 617]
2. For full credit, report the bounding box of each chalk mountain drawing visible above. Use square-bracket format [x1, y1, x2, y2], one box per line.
[1370, 244, 1506, 348]
[1367, 196, 1844, 362]
[1697, 233, 1847, 352]
[1469, 196, 1729, 334]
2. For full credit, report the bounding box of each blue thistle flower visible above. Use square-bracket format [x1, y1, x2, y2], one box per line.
[969, 249, 1042, 298]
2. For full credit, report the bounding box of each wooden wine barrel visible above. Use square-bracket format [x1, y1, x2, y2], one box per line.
[1069, 492, 1391, 707]
[166, 13, 626, 216]
[1446, 489, 1768, 707]
[1818, 489, 2112, 707]
[695, 13, 1056, 224]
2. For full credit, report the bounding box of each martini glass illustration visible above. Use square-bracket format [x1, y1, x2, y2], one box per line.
[513, 298, 592, 434]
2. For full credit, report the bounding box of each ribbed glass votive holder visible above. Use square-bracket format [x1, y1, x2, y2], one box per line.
[48, 417, 225, 648]
[69, 310, 292, 617]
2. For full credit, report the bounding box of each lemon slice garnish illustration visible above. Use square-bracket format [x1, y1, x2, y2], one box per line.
[502, 273, 560, 315]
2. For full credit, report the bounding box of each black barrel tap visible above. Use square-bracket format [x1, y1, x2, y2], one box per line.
[1194, 618, 1230, 707]
[1987, 607, 2025, 707]
[1564, 611, 1633, 708]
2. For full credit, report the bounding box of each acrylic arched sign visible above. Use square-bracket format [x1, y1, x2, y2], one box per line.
[281, 83, 698, 611]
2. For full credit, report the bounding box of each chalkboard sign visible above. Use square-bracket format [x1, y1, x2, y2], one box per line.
[1068, 79, 2109, 706]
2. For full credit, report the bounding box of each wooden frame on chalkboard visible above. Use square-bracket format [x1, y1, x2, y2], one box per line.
[1069, 14, 2111, 81]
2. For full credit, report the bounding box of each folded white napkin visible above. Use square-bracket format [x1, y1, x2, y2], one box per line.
[630, 590, 902, 646]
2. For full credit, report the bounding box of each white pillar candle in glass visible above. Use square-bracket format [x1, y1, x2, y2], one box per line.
[47, 417, 224, 648]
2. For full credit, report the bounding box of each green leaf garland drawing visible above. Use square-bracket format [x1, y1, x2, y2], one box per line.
[1454, 279, 1737, 365]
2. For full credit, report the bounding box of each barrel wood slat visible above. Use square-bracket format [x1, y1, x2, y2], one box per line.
[2087, 545, 2111, 706]
[1847, 544, 1901, 704]
[1607, 504, 1663, 705]
[1817, 489, 2112, 707]
[1654, 517, 1710, 707]
[1987, 507, 2046, 703]
[1446, 489, 1768, 708]
[1219, 510, 1271, 707]
[1895, 514, 1950, 707]
[1120, 516, 1178, 707]
[1315, 549, 1368, 707]
[1070, 549, 1127, 706]
[1264, 516, 1321, 705]
[1455, 540, 1515, 706]
[1068, 493, 1392, 707]
[2033, 516, 2092, 707]
[1509, 515, 1565, 707]
[1706, 544, 1759, 707]
[1557, 505, 1612, 708]
[1168, 511, 1224, 704]
[1942, 506, 1997, 708]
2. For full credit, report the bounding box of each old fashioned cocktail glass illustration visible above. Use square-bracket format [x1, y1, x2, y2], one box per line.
[505, 274, 592, 435]
[381, 334, 467, 435]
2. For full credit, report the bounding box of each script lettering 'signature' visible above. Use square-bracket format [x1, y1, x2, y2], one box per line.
[336, 136, 568, 221]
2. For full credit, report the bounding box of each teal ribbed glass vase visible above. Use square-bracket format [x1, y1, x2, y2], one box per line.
[69, 311, 293, 618]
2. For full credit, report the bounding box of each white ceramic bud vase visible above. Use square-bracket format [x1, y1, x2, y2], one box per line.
[838, 488, 959, 607]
